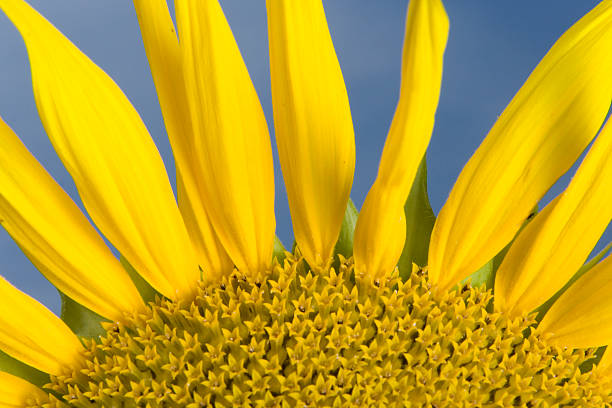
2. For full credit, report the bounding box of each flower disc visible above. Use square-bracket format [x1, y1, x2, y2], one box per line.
[34, 256, 612, 407]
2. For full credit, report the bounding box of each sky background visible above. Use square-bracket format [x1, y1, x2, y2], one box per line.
[0, 0, 606, 314]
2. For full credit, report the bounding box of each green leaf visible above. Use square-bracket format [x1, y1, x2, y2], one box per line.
[398, 156, 435, 279]
[334, 198, 358, 259]
[60, 291, 107, 338]
[0, 349, 49, 387]
[273, 235, 287, 264]
[535, 240, 612, 322]
[120, 255, 160, 304]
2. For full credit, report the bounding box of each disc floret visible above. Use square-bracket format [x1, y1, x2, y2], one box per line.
[41, 255, 612, 407]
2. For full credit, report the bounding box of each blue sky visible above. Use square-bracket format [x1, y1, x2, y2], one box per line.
[0, 0, 605, 313]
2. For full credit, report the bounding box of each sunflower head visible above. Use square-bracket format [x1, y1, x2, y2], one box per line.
[0, 0, 612, 407]
[42, 256, 612, 407]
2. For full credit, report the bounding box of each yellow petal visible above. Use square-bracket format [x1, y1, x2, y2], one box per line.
[597, 349, 612, 374]
[495, 118, 612, 316]
[353, 0, 449, 280]
[133, 0, 186, 143]
[133, 0, 233, 279]
[428, 0, 612, 291]
[176, 173, 233, 281]
[0, 0, 199, 299]
[175, 0, 276, 277]
[538, 254, 612, 348]
[595, 348, 612, 376]
[0, 117, 144, 321]
[0, 276, 83, 375]
[0, 372, 48, 407]
[267, 0, 355, 267]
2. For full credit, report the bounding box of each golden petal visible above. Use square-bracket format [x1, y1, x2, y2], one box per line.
[354, 0, 448, 279]
[538, 254, 612, 348]
[0, 372, 48, 407]
[0, 276, 83, 375]
[0, 0, 199, 299]
[133, 0, 233, 279]
[267, 0, 355, 267]
[496, 118, 612, 316]
[0, 117, 144, 321]
[428, 0, 612, 290]
[176, 0, 276, 277]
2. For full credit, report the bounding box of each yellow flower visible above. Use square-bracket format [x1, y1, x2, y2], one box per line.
[0, 0, 611, 406]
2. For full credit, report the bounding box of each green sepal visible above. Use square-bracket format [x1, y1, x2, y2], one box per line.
[273, 235, 287, 264]
[535, 240, 612, 322]
[120, 255, 160, 304]
[398, 156, 435, 279]
[291, 240, 298, 254]
[334, 198, 358, 259]
[580, 345, 607, 373]
[464, 205, 538, 289]
[0, 349, 49, 387]
[59, 291, 107, 338]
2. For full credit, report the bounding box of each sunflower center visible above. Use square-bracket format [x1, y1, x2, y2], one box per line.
[41, 255, 611, 407]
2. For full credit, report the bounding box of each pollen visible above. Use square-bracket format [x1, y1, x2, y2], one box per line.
[38, 255, 612, 407]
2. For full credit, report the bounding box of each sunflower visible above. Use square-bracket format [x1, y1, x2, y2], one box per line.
[0, 0, 611, 406]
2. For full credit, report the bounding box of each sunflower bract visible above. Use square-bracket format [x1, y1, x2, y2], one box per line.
[1, 0, 612, 407]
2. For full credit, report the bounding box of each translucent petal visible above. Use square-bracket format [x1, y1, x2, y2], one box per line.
[175, 0, 275, 277]
[0, 0, 199, 298]
[429, 0, 612, 290]
[133, 0, 233, 279]
[0, 276, 83, 375]
[267, 0, 355, 267]
[0, 372, 48, 407]
[353, 0, 448, 279]
[538, 254, 612, 348]
[496, 118, 612, 316]
[0, 117, 144, 321]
